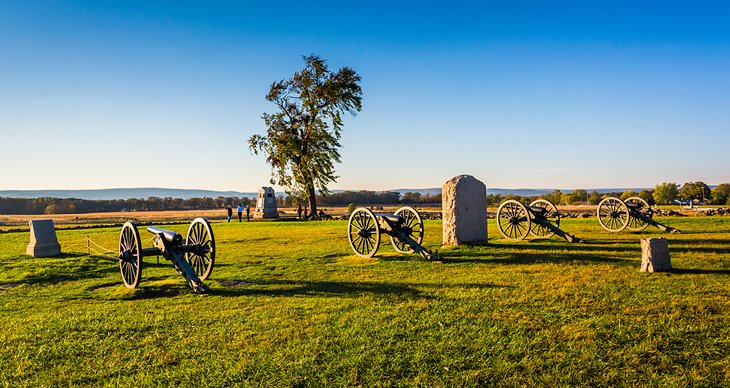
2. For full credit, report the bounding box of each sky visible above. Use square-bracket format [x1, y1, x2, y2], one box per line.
[1, 1, 729, 192]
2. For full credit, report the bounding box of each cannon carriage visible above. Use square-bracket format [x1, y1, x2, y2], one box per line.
[597, 196, 679, 233]
[497, 199, 583, 243]
[118, 218, 215, 293]
[347, 206, 440, 260]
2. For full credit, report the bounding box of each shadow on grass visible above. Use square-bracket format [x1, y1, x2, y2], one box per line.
[442, 252, 633, 266]
[13, 253, 119, 286]
[104, 276, 511, 300]
[669, 268, 730, 275]
[211, 279, 425, 298]
[486, 241, 640, 253]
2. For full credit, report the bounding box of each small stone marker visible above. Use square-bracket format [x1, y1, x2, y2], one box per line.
[640, 238, 672, 272]
[254, 187, 279, 219]
[26, 219, 61, 257]
[442, 174, 487, 245]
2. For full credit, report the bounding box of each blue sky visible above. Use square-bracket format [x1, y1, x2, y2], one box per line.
[1, 1, 729, 191]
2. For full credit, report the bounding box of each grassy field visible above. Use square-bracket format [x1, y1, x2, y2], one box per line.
[0, 216, 728, 386]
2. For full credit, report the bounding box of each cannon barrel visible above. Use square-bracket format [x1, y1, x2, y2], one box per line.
[147, 226, 183, 245]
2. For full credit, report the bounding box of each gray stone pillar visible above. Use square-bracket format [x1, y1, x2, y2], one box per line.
[641, 238, 672, 272]
[254, 187, 279, 219]
[442, 175, 487, 245]
[26, 219, 61, 257]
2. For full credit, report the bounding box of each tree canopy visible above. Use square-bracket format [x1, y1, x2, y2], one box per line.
[249, 55, 362, 217]
[653, 182, 679, 204]
[679, 181, 711, 202]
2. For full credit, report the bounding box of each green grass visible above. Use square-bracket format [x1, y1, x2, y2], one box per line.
[0, 217, 728, 386]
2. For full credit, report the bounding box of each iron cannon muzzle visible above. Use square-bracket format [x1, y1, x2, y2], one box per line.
[147, 226, 183, 245]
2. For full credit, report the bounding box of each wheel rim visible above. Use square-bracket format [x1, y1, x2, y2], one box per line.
[625, 197, 651, 231]
[390, 206, 424, 254]
[497, 200, 531, 240]
[597, 197, 629, 232]
[185, 218, 215, 280]
[348, 208, 381, 258]
[528, 199, 559, 238]
[118, 222, 142, 288]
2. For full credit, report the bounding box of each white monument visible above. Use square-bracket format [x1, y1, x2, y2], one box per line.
[254, 187, 279, 219]
[641, 238, 672, 272]
[442, 175, 487, 245]
[26, 219, 61, 257]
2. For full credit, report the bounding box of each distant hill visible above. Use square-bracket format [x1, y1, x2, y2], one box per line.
[0, 186, 653, 200]
[0, 188, 257, 200]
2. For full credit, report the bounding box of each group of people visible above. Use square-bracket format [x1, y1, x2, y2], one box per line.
[226, 204, 250, 223]
[296, 204, 329, 220]
[226, 203, 327, 222]
[297, 204, 308, 220]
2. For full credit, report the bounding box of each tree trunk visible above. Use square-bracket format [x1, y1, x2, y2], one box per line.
[307, 184, 317, 220]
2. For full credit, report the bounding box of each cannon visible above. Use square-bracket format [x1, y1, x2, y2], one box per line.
[497, 199, 583, 243]
[347, 206, 440, 260]
[597, 196, 679, 233]
[118, 218, 215, 293]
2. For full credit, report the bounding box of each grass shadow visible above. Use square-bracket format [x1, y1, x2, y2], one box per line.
[669, 268, 730, 275]
[211, 278, 425, 298]
[442, 252, 633, 266]
[211, 278, 510, 298]
[14, 255, 119, 286]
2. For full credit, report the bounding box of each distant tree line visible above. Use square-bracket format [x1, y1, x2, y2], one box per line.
[276, 191, 442, 207]
[486, 181, 730, 207]
[0, 191, 443, 215]
[0, 196, 252, 215]
[2, 181, 728, 215]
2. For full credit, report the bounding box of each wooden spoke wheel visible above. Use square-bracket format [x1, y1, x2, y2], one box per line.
[528, 199, 560, 238]
[390, 206, 424, 254]
[185, 218, 216, 280]
[497, 200, 532, 241]
[597, 197, 630, 232]
[625, 196, 652, 231]
[118, 222, 142, 288]
[348, 207, 381, 258]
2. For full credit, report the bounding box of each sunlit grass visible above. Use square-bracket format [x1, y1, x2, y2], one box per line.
[0, 216, 728, 385]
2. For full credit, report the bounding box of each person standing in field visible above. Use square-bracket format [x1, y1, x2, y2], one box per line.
[226, 205, 232, 223]
[297, 204, 303, 220]
[237, 204, 243, 222]
[245, 204, 251, 222]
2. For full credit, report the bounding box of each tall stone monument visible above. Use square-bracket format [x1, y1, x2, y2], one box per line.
[26, 219, 61, 257]
[254, 187, 279, 219]
[442, 175, 487, 245]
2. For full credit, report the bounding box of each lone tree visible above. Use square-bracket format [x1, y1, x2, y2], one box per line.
[249, 55, 362, 217]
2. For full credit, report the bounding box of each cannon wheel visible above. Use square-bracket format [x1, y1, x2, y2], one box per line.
[597, 197, 630, 232]
[118, 222, 142, 288]
[625, 196, 651, 231]
[185, 218, 216, 280]
[497, 200, 532, 241]
[390, 206, 424, 254]
[348, 207, 381, 258]
[528, 199, 560, 238]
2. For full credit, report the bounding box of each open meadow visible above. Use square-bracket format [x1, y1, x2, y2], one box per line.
[0, 216, 728, 385]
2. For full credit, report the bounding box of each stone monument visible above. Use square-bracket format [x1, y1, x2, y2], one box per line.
[442, 175, 487, 245]
[26, 219, 61, 257]
[254, 187, 279, 219]
[640, 238, 672, 272]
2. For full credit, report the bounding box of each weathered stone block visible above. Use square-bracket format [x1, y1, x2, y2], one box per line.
[254, 187, 279, 219]
[26, 219, 61, 257]
[641, 238, 672, 272]
[442, 175, 487, 245]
